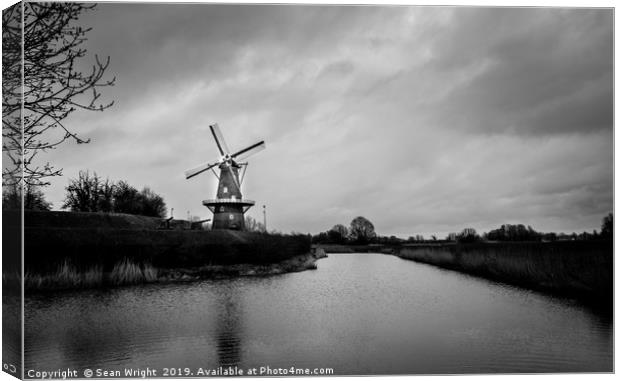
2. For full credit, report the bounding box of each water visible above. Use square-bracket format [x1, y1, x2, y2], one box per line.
[25, 254, 612, 375]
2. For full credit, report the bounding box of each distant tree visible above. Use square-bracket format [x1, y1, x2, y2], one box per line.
[542, 232, 558, 242]
[245, 215, 265, 232]
[2, 3, 114, 188]
[577, 231, 597, 241]
[62, 171, 167, 217]
[457, 228, 480, 243]
[327, 224, 349, 243]
[97, 178, 115, 212]
[2, 183, 51, 211]
[311, 231, 330, 244]
[2, 185, 20, 209]
[62, 170, 105, 212]
[601, 213, 613, 240]
[486, 224, 542, 242]
[349, 216, 376, 244]
[138, 187, 167, 218]
[557, 232, 570, 241]
[112, 180, 141, 214]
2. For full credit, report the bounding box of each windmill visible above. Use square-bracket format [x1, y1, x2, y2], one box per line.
[184, 124, 266, 230]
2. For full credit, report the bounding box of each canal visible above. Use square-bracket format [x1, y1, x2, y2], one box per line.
[24, 253, 612, 375]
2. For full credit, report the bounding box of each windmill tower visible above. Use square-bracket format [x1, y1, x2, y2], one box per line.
[184, 124, 266, 230]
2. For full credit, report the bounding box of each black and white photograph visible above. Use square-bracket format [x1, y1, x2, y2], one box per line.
[1, 0, 614, 378]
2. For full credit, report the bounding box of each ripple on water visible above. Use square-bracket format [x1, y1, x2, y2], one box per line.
[25, 254, 612, 374]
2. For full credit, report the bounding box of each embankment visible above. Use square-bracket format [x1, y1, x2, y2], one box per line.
[4, 210, 322, 290]
[394, 241, 612, 304]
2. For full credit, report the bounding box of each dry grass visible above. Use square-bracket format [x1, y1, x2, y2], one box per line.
[24, 259, 159, 290]
[396, 242, 612, 299]
[24, 262, 104, 289]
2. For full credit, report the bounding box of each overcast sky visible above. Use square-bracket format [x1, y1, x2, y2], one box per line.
[35, 3, 612, 237]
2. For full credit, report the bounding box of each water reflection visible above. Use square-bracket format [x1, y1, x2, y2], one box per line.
[214, 282, 242, 367]
[24, 254, 613, 375]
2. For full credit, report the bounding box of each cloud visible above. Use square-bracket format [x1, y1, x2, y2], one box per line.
[422, 8, 613, 136]
[36, 5, 612, 237]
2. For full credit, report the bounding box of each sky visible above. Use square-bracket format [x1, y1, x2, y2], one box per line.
[24, 2, 613, 237]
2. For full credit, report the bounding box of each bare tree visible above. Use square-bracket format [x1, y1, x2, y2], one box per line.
[2, 3, 114, 187]
[245, 215, 265, 232]
[62, 170, 107, 212]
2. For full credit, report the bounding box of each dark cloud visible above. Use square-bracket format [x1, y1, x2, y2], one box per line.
[424, 8, 613, 135]
[317, 60, 355, 81]
[35, 4, 612, 237]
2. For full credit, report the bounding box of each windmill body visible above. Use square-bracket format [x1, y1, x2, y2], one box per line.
[185, 124, 265, 230]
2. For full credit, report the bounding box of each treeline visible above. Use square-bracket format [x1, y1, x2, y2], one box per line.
[312, 213, 613, 245]
[62, 171, 167, 217]
[312, 216, 378, 244]
[2, 171, 168, 218]
[448, 214, 613, 243]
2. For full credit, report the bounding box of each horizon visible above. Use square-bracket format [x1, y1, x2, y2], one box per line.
[15, 4, 613, 238]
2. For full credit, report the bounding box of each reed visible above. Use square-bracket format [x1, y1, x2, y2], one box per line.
[108, 258, 159, 285]
[24, 261, 104, 289]
[396, 241, 612, 301]
[24, 258, 159, 290]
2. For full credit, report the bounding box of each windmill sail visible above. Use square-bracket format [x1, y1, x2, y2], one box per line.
[232, 141, 266, 161]
[210, 123, 230, 155]
[185, 161, 218, 179]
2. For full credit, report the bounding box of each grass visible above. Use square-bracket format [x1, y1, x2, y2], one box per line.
[24, 259, 159, 290]
[109, 258, 159, 285]
[395, 241, 612, 303]
[22, 227, 311, 273]
[21, 249, 325, 290]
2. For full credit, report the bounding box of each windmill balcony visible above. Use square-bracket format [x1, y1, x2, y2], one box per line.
[203, 198, 255, 213]
[202, 198, 255, 208]
[202, 198, 255, 205]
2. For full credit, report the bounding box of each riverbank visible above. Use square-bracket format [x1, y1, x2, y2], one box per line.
[394, 242, 612, 305]
[316, 241, 613, 307]
[16, 248, 327, 291]
[4, 210, 322, 291]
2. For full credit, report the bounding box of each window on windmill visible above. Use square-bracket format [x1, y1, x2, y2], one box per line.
[223, 186, 228, 194]
[231, 195, 236, 200]
[229, 214, 234, 220]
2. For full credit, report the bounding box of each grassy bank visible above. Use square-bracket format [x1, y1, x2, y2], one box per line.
[4, 210, 316, 290]
[14, 227, 311, 273]
[15, 249, 327, 291]
[16, 209, 163, 230]
[394, 241, 612, 304]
